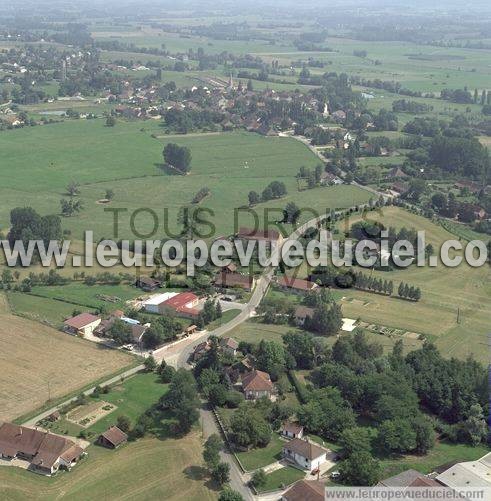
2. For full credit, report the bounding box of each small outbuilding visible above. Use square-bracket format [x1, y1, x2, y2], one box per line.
[97, 426, 128, 449]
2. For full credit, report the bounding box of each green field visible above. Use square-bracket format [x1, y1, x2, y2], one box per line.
[30, 283, 142, 310]
[7, 291, 77, 326]
[260, 36, 491, 95]
[0, 122, 371, 243]
[332, 207, 491, 364]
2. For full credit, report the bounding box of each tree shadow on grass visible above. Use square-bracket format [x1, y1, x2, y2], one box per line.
[184, 465, 208, 481]
[183, 466, 221, 492]
[154, 163, 184, 175]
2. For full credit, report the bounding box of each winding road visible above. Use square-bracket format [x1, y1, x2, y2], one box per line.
[22, 211, 341, 499]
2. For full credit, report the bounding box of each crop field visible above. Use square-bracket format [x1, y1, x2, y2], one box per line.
[0, 122, 371, 243]
[0, 302, 134, 422]
[333, 207, 491, 364]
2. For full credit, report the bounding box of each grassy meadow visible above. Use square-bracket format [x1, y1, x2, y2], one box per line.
[0, 121, 371, 244]
[331, 207, 491, 364]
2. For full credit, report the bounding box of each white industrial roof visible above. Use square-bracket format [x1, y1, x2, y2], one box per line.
[143, 292, 178, 307]
[436, 454, 491, 491]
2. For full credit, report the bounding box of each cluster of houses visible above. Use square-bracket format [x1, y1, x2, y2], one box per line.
[63, 310, 150, 346]
[279, 451, 491, 501]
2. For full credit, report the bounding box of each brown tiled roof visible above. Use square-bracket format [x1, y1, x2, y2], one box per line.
[221, 337, 239, 350]
[64, 313, 100, 329]
[100, 426, 128, 447]
[277, 276, 317, 291]
[283, 438, 327, 461]
[241, 370, 273, 392]
[60, 444, 84, 463]
[0, 422, 44, 457]
[215, 271, 254, 289]
[283, 480, 325, 501]
[0, 423, 80, 469]
[237, 227, 281, 241]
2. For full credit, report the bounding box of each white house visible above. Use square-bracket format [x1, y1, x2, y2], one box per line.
[281, 422, 304, 439]
[282, 438, 328, 472]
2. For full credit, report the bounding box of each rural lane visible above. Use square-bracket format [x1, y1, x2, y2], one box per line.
[23, 211, 336, 498]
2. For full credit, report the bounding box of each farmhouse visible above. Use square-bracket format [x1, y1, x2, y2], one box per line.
[0, 423, 84, 475]
[240, 369, 274, 400]
[280, 422, 304, 439]
[294, 306, 314, 326]
[214, 270, 256, 291]
[282, 438, 328, 472]
[220, 337, 239, 356]
[63, 313, 101, 337]
[192, 340, 211, 362]
[282, 480, 325, 501]
[385, 166, 409, 179]
[97, 426, 128, 449]
[276, 276, 318, 294]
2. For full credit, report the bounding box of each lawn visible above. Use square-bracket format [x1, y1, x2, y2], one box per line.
[206, 309, 242, 330]
[235, 433, 285, 471]
[257, 465, 305, 493]
[230, 320, 295, 344]
[0, 310, 135, 423]
[0, 433, 216, 501]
